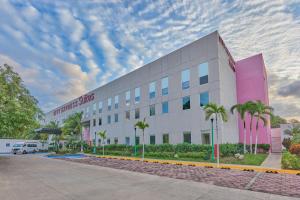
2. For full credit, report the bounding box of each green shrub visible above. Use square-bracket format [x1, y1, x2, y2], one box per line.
[281, 151, 300, 170]
[257, 144, 270, 152]
[177, 151, 210, 160]
[220, 143, 243, 157]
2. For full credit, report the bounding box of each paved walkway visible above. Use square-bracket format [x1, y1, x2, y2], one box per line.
[59, 156, 300, 198]
[0, 154, 298, 200]
[261, 153, 282, 169]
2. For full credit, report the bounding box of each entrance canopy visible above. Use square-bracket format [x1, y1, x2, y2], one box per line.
[35, 128, 62, 135]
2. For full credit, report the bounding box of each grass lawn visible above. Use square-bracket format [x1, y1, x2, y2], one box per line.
[220, 154, 268, 165]
[92, 153, 269, 166]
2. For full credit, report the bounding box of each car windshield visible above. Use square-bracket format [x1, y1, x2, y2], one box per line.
[13, 144, 23, 147]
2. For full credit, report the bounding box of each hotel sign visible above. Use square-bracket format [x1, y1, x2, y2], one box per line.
[53, 93, 95, 116]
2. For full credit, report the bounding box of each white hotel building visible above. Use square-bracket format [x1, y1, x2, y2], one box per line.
[44, 31, 270, 146]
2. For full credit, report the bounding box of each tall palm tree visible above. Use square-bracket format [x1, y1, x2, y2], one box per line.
[98, 130, 107, 156]
[45, 121, 61, 151]
[245, 101, 256, 154]
[231, 103, 250, 154]
[135, 118, 149, 161]
[62, 112, 84, 152]
[253, 101, 273, 154]
[204, 103, 228, 166]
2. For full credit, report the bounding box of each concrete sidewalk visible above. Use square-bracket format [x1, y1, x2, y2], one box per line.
[261, 153, 282, 169]
[0, 154, 296, 200]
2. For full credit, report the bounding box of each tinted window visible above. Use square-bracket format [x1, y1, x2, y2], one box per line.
[162, 101, 168, 114]
[182, 96, 190, 110]
[200, 92, 209, 107]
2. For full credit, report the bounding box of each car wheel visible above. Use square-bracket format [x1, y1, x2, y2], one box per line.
[33, 150, 36, 153]
[23, 150, 27, 154]
[13, 152, 16, 155]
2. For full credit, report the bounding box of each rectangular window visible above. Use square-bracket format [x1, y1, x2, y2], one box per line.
[93, 103, 96, 115]
[98, 117, 102, 126]
[200, 91, 209, 107]
[107, 138, 110, 145]
[162, 101, 168, 114]
[6, 143, 10, 147]
[99, 101, 103, 113]
[98, 139, 101, 145]
[199, 62, 208, 85]
[150, 135, 156, 145]
[86, 107, 89, 118]
[125, 110, 130, 120]
[135, 87, 140, 103]
[149, 104, 155, 116]
[135, 136, 140, 145]
[125, 137, 130, 145]
[183, 131, 191, 144]
[161, 77, 168, 96]
[107, 115, 111, 124]
[114, 113, 118, 122]
[93, 119, 96, 126]
[114, 137, 118, 144]
[149, 81, 156, 99]
[108, 98, 112, 111]
[125, 90, 130, 106]
[181, 69, 190, 89]
[163, 134, 169, 144]
[202, 133, 210, 145]
[182, 96, 190, 110]
[135, 108, 140, 119]
[114, 95, 119, 109]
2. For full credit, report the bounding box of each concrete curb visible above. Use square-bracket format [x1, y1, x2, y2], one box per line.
[85, 154, 300, 175]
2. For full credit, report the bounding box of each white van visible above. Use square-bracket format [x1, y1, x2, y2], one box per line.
[11, 142, 39, 154]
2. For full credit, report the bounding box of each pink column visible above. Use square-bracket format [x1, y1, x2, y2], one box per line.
[235, 53, 271, 145]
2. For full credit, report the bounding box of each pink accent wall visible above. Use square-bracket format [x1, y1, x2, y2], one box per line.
[235, 53, 271, 144]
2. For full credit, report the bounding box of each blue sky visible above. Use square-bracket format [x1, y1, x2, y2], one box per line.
[0, 0, 299, 120]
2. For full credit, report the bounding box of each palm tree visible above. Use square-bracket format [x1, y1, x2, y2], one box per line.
[204, 103, 228, 166]
[245, 101, 256, 154]
[231, 103, 250, 154]
[62, 112, 84, 152]
[98, 130, 107, 156]
[135, 118, 149, 161]
[45, 121, 61, 151]
[253, 101, 273, 154]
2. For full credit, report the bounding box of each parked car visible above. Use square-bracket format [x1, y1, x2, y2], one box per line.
[11, 142, 39, 154]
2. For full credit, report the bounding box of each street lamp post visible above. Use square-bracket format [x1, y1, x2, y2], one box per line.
[210, 118, 215, 161]
[93, 132, 96, 154]
[134, 126, 137, 156]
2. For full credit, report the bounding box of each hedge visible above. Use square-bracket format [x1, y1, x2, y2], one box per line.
[83, 143, 269, 157]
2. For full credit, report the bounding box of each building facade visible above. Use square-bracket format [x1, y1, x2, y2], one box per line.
[44, 31, 270, 146]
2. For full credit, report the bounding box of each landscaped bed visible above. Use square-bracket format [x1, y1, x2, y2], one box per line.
[84, 143, 269, 166]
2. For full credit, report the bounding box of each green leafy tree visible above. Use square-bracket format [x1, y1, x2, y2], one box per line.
[62, 112, 83, 151]
[135, 118, 149, 161]
[253, 101, 273, 154]
[0, 64, 43, 138]
[98, 130, 107, 155]
[271, 115, 287, 128]
[204, 103, 228, 166]
[231, 102, 252, 154]
[285, 126, 300, 144]
[45, 121, 62, 152]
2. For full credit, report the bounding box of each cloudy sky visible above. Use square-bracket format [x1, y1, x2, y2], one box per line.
[0, 0, 299, 120]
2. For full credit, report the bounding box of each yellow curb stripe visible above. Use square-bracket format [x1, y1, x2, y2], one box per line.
[85, 154, 300, 175]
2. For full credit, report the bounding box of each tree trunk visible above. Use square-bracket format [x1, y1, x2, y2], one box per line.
[216, 115, 220, 167]
[102, 141, 104, 156]
[254, 119, 259, 155]
[243, 121, 247, 154]
[142, 130, 145, 161]
[249, 116, 253, 154]
[80, 133, 83, 152]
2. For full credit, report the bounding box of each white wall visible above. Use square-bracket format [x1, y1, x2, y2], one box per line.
[0, 139, 48, 153]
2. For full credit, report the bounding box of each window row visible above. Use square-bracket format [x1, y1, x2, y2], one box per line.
[87, 62, 208, 116]
[94, 132, 210, 145]
[92, 92, 209, 126]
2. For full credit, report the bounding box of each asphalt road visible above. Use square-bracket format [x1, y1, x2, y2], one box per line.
[0, 154, 297, 200]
